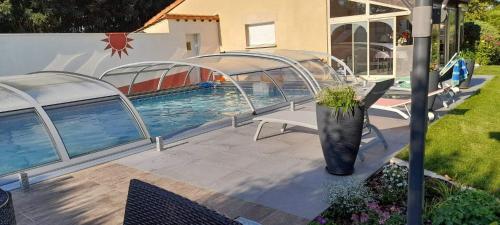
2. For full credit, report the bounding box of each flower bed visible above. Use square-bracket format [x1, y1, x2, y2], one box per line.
[310, 163, 500, 225]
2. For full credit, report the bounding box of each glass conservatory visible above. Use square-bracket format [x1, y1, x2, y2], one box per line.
[0, 72, 151, 182]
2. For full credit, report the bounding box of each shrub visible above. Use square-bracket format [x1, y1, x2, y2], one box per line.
[327, 178, 373, 217]
[463, 20, 500, 65]
[316, 86, 360, 115]
[377, 163, 408, 204]
[351, 202, 406, 225]
[477, 40, 499, 65]
[429, 189, 500, 225]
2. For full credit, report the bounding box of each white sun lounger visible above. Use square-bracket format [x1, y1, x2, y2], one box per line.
[252, 109, 389, 161]
[252, 78, 394, 160]
[371, 87, 454, 120]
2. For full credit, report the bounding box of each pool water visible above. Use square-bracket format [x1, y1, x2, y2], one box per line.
[0, 112, 60, 176]
[131, 87, 310, 137]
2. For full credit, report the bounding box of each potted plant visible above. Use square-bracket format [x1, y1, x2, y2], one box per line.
[459, 50, 476, 89]
[315, 86, 364, 175]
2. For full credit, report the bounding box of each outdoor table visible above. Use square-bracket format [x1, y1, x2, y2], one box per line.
[0, 189, 16, 225]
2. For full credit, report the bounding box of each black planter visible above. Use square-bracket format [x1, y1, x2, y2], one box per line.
[0, 189, 16, 225]
[316, 104, 365, 175]
[459, 59, 475, 89]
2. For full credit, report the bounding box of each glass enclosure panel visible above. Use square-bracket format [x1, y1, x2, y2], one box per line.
[265, 67, 311, 99]
[440, 22, 447, 65]
[300, 59, 342, 87]
[370, 4, 405, 15]
[0, 111, 60, 176]
[331, 22, 368, 76]
[131, 85, 251, 138]
[158, 66, 191, 90]
[369, 19, 394, 76]
[232, 72, 286, 108]
[45, 98, 144, 158]
[330, 0, 366, 18]
[0, 86, 32, 112]
[395, 16, 413, 77]
[101, 73, 136, 94]
[131, 70, 166, 95]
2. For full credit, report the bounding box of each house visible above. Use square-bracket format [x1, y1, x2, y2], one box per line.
[141, 0, 468, 78]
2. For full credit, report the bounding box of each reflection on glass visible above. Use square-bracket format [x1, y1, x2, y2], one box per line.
[370, 4, 404, 15]
[46, 98, 144, 158]
[369, 20, 394, 75]
[330, 0, 366, 18]
[447, 7, 458, 61]
[431, 24, 441, 69]
[265, 67, 311, 100]
[0, 111, 60, 176]
[232, 72, 286, 108]
[331, 23, 368, 76]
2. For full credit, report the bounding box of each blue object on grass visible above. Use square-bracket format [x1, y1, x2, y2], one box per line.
[452, 59, 468, 86]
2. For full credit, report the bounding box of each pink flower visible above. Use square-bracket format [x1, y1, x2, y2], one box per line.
[367, 202, 380, 210]
[315, 216, 327, 225]
[360, 213, 369, 223]
[351, 214, 360, 224]
[378, 212, 391, 224]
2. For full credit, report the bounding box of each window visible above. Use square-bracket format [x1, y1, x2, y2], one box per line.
[370, 4, 405, 15]
[246, 22, 276, 48]
[330, 0, 366, 18]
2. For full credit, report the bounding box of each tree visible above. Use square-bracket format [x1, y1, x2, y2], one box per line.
[0, 0, 174, 33]
[464, 0, 498, 21]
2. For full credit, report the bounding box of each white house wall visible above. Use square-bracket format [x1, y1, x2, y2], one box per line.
[0, 28, 219, 77]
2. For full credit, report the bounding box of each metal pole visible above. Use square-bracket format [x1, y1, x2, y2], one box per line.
[408, 0, 432, 224]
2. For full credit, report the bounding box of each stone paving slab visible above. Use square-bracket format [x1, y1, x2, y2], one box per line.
[9, 76, 491, 225]
[12, 163, 309, 225]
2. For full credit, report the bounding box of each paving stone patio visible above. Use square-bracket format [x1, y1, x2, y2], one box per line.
[9, 76, 491, 225]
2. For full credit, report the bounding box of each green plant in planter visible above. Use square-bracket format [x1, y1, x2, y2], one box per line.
[316, 86, 361, 116]
[460, 50, 476, 61]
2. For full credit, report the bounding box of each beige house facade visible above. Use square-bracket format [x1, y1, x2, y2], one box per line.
[143, 0, 467, 78]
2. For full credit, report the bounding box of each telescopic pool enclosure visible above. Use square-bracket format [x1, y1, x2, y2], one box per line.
[100, 50, 346, 113]
[0, 50, 347, 185]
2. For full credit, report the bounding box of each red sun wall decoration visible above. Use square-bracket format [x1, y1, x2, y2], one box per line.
[102, 33, 134, 58]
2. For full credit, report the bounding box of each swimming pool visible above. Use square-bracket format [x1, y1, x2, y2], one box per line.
[131, 86, 310, 138]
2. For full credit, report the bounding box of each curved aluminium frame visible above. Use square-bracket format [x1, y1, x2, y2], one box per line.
[0, 83, 70, 161]
[31, 71, 152, 140]
[0, 71, 153, 185]
[194, 52, 321, 94]
[100, 61, 258, 113]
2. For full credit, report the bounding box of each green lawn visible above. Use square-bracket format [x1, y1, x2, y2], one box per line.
[397, 65, 500, 196]
[475, 65, 500, 75]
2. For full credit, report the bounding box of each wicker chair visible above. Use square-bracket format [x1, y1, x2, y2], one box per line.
[123, 179, 242, 225]
[0, 189, 16, 225]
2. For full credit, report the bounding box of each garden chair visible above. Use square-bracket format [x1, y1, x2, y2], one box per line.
[123, 179, 260, 225]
